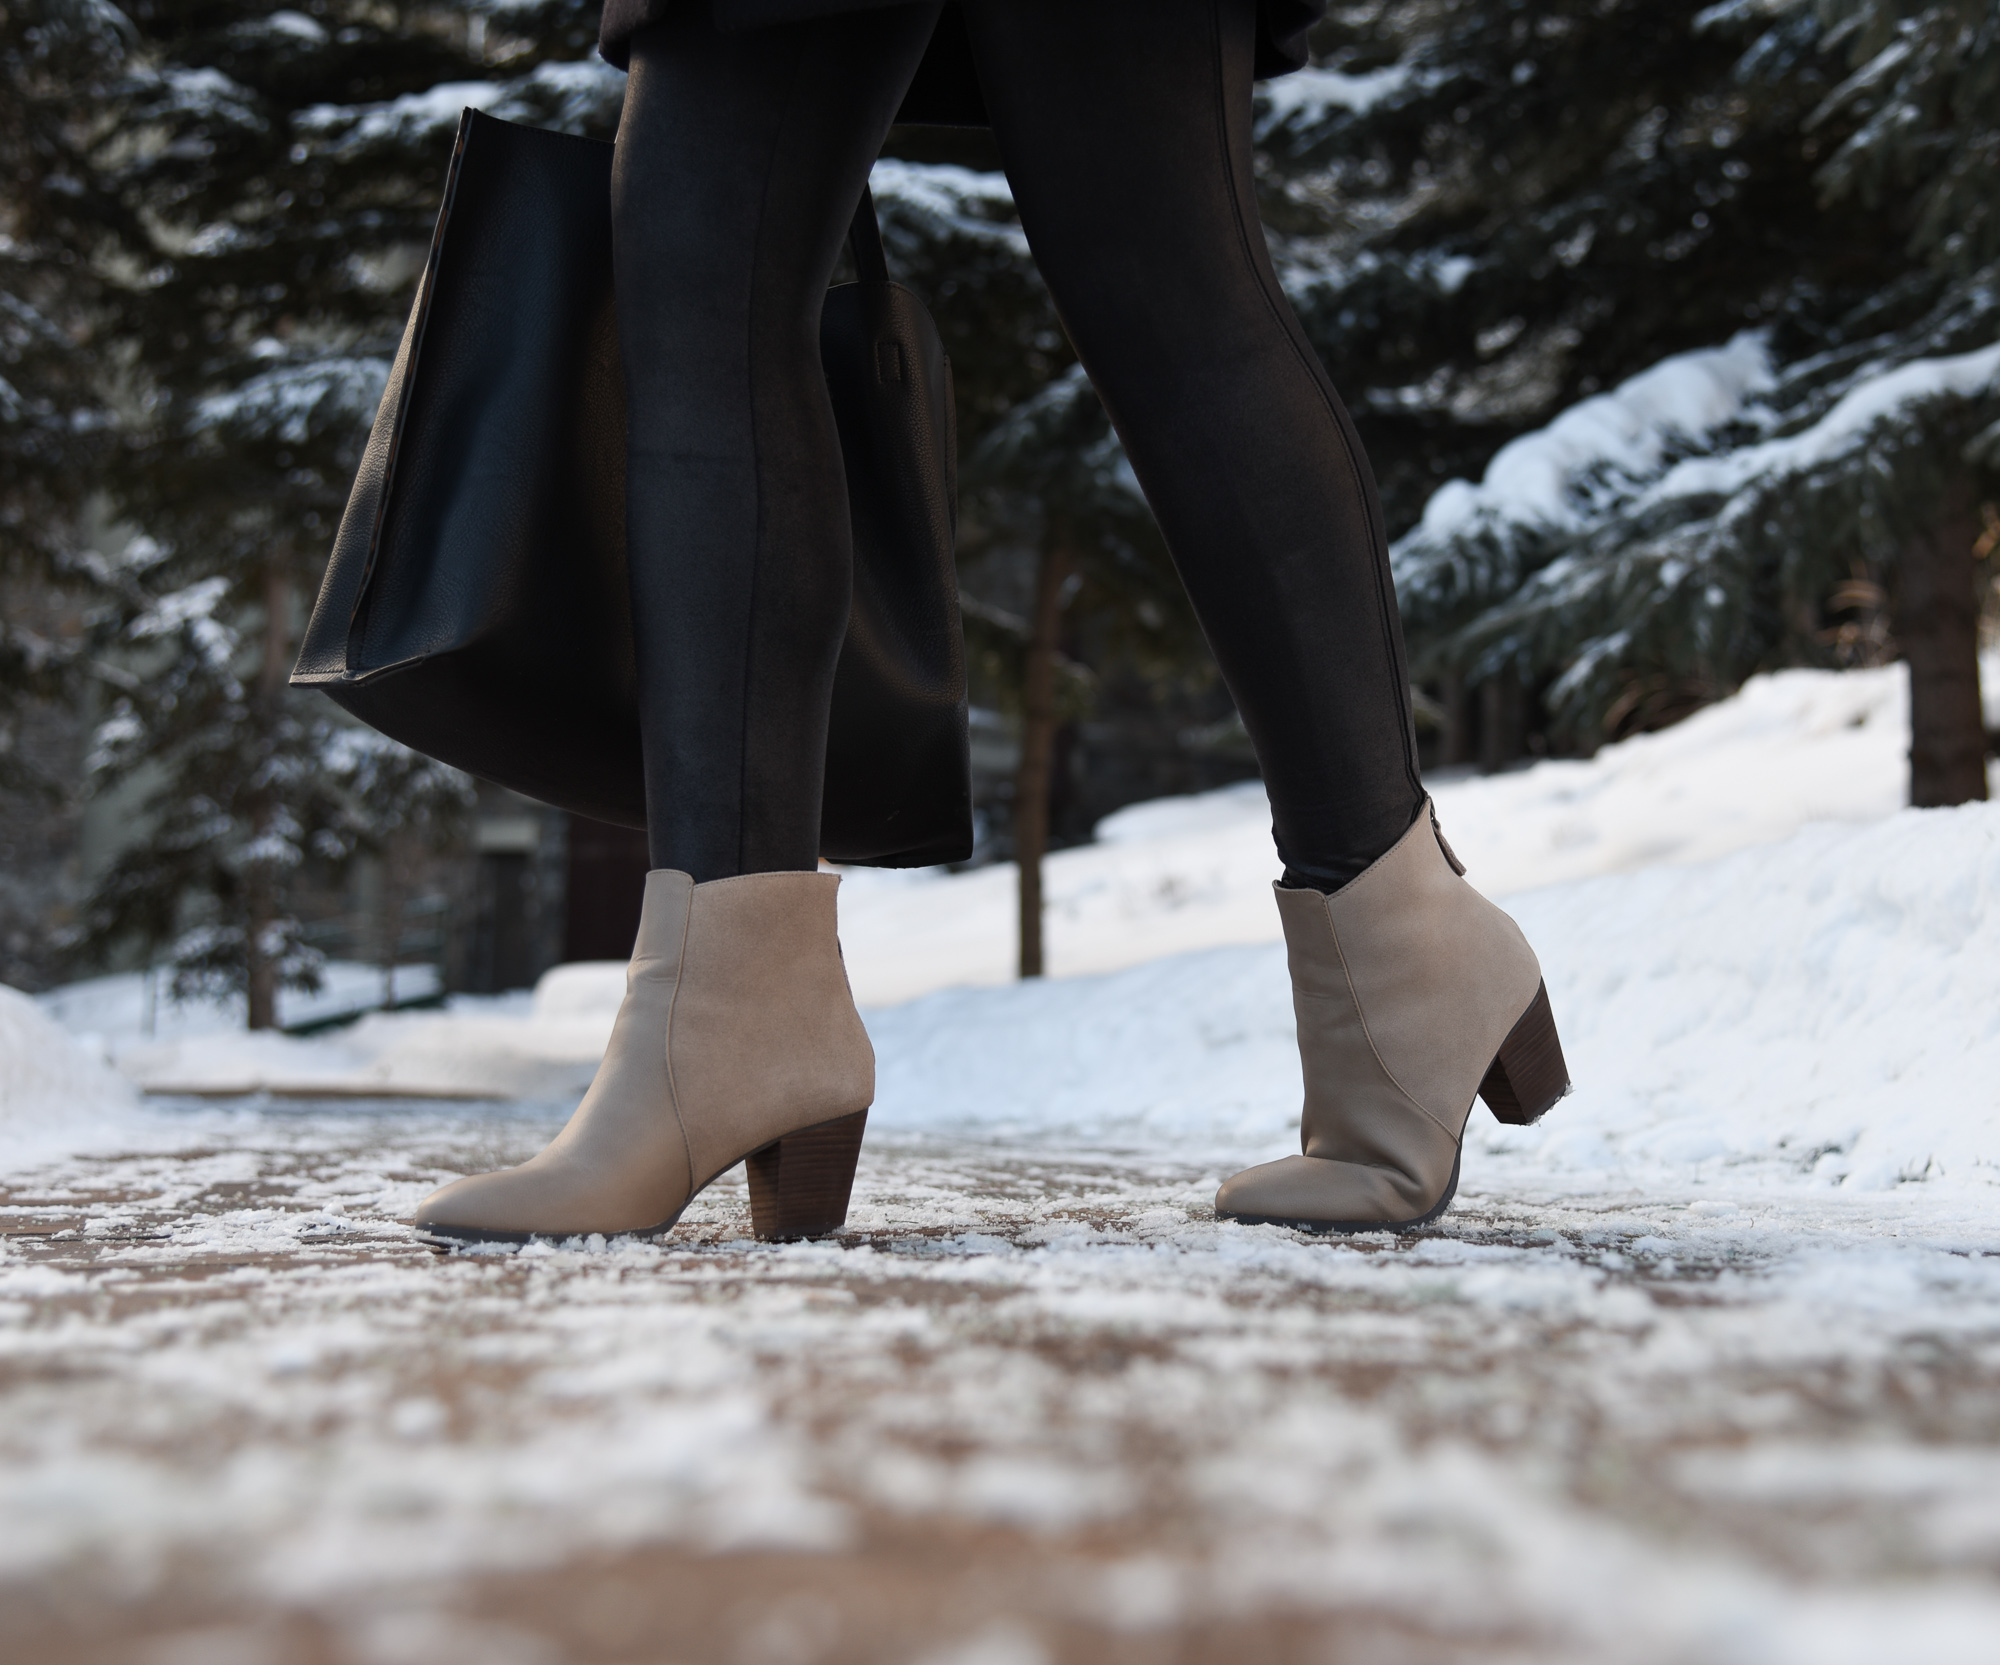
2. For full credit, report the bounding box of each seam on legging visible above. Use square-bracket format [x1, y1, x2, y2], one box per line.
[1204, 0, 1425, 810]
[737, 46, 808, 877]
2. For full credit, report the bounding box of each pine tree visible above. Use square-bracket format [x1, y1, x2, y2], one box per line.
[0, 0, 140, 986]
[1, 0, 122, 631]
[45, 0, 619, 1022]
[1261, 0, 1880, 531]
[1263, 0, 1997, 796]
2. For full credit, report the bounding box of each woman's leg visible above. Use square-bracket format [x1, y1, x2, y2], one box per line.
[613, 4, 940, 880]
[963, 0, 1426, 889]
[407, 8, 944, 1249]
[962, 0, 1569, 1235]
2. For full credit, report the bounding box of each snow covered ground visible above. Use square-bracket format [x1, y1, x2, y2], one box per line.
[42, 958, 445, 1045]
[5, 1098, 2000, 1662]
[5, 661, 2000, 1662]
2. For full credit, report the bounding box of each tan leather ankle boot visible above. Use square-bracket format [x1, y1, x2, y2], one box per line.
[414, 869, 874, 1246]
[1215, 799, 1568, 1234]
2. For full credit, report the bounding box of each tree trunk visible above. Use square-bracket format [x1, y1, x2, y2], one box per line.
[244, 875, 278, 1030]
[380, 835, 407, 1010]
[1441, 669, 1469, 766]
[1898, 477, 1989, 808]
[245, 557, 291, 1030]
[1014, 538, 1071, 980]
[1479, 668, 1523, 774]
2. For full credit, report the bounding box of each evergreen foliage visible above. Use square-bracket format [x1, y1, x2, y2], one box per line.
[1260, 0, 1999, 761]
[11, 0, 618, 1020]
[1259, 0, 1868, 527]
[870, 158, 1074, 444]
[82, 571, 474, 1008]
[0, 0, 127, 800]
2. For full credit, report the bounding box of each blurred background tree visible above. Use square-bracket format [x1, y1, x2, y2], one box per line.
[4, 0, 617, 1019]
[0, 0, 126, 986]
[1260, 0, 1998, 789]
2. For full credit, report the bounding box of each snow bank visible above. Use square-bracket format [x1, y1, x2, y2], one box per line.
[1417, 659, 1959, 895]
[869, 801, 2000, 1200]
[1496, 801, 2000, 1195]
[40, 959, 444, 1048]
[0, 986, 142, 1164]
[100, 984, 617, 1102]
[838, 659, 1988, 1004]
[68, 960, 628, 1101]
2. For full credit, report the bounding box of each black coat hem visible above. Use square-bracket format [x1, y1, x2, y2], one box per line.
[597, 0, 1327, 126]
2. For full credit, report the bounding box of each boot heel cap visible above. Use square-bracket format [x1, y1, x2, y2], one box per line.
[1478, 982, 1570, 1126]
[746, 1108, 869, 1241]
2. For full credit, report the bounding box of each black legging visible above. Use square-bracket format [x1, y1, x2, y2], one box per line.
[613, 0, 1426, 889]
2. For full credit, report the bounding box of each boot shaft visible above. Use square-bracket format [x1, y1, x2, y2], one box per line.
[1277, 806, 1541, 1139]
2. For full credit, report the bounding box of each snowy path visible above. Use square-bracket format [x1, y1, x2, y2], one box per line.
[4, 1104, 1998, 1664]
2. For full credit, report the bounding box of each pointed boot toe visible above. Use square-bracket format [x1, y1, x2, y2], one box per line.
[1214, 800, 1568, 1235]
[1215, 1150, 1454, 1233]
[414, 1172, 507, 1237]
[414, 869, 874, 1249]
[413, 1154, 659, 1244]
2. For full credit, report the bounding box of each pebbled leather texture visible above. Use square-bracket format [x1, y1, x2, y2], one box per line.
[295, 109, 971, 865]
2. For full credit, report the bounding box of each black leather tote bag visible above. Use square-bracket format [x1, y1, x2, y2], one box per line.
[293, 109, 971, 867]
